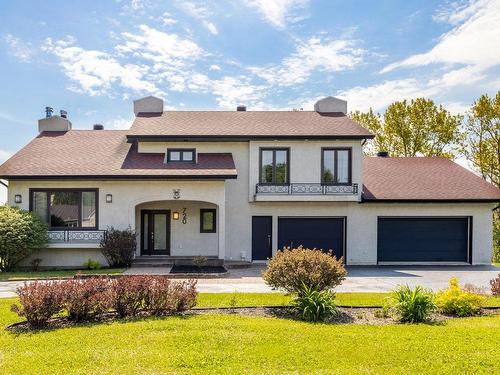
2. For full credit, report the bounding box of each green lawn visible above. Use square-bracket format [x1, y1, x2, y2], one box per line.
[196, 292, 500, 308]
[0, 297, 499, 374]
[0, 268, 126, 281]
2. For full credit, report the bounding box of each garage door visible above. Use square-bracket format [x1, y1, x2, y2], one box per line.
[377, 217, 470, 263]
[278, 217, 345, 259]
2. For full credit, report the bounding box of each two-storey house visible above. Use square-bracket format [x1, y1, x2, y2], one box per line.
[1, 96, 499, 268]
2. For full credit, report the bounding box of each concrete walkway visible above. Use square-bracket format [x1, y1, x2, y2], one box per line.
[1, 265, 499, 297]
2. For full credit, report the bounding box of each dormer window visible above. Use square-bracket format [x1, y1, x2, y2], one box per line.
[166, 149, 196, 163]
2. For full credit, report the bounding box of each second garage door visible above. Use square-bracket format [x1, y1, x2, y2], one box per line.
[278, 217, 345, 259]
[377, 217, 470, 263]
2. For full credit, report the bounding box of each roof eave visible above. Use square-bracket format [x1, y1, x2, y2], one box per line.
[0, 174, 238, 180]
[126, 134, 375, 141]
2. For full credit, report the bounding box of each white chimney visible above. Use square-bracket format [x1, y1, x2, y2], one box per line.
[38, 107, 72, 132]
[314, 96, 347, 114]
[133, 96, 164, 116]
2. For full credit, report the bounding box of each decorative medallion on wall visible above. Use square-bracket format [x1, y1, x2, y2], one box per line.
[173, 189, 181, 200]
[182, 208, 187, 224]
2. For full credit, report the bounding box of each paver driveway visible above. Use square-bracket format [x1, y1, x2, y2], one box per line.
[1, 265, 499, 297]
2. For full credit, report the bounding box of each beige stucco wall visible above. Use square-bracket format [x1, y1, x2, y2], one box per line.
[6, 139, 496, 267]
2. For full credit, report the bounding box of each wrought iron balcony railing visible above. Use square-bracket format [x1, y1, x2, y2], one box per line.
[48, 230, 106, 244]
[256, 183, 358, 195]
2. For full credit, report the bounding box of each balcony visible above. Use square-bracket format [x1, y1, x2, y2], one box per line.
[254, 183, 359, 202]
[48, 230, 106, 247]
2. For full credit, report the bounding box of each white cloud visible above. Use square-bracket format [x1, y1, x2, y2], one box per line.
[211, 76, 267, 109]
[442, 101, 469, 115]
[209, 64, 221, 71]
[0, 150, 11, 205]
[250, 36, 364, 86]
[382, 0, 500, 73]
[0, 150, 11, 164]
[42, 36, 161, 96]
[175, 1, 218, 34]
[3, 34, 33, 62]
[117, 25, 203, 65]
[337, 78, 439, 112]
[161, 12, 178, 26]
[245, 0, 309, 29]
[106, 116, 134, 129]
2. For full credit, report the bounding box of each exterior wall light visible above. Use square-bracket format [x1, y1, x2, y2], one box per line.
[172, 212, 180, 220]
[14, 194, 22, 204]
[106, 194, 113, 203]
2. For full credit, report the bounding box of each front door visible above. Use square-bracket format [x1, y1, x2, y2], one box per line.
[141, 210, 170, 255]
[252, 216, 273, 261]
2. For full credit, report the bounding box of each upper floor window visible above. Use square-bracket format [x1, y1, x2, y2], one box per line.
[166, 149, 195, 163]
[260, 148, 289, 184]
[30, 189, 98, 229]
[322, 148, 351, 184]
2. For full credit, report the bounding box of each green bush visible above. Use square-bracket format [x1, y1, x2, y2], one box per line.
[0, 205, 48, 271]
[390, 285, 436, 323]
[100, 227, 136, 267]
[435, 277, 485, 317]
[83, 258, 102, 270]
[293, 283, 337, 322]
[493, 216, 500, 263]
[263, 246, 346, 294]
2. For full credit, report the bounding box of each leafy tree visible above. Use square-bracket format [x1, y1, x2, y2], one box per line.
[0, 205, 48, 271]
[351, 98, 462, 158]
[462, 92, 500, 261]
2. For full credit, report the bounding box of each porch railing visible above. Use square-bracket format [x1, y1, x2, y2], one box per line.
[48, 230, 106, 244]
[256, 183, 358, 195]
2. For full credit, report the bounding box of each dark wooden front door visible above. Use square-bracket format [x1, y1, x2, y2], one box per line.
[141, 210, 170, 255]
[252, 216, 273, 261]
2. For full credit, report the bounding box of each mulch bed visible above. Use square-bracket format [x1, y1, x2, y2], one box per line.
[170, 265, 227, 274]
[7, 306, 499, 332]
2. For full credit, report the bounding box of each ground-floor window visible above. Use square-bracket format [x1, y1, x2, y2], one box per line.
[200, 209, 216, 233]
[29, 189, 98, 229]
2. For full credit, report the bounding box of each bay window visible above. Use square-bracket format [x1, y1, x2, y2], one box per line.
[30, 189, 98, 229]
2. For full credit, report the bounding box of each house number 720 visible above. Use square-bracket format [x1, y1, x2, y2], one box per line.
[182, 208, 187, 224]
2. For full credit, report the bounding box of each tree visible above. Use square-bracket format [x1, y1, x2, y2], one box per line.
[462, 92, 500, 262]
[0, 205, 48, 271]
[462, 92, 500, 187]
[351, 98, 462, 158]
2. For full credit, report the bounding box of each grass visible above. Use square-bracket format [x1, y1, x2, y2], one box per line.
[196, 292, 500, 308]
[0, 268, 125, 281]
[0, 297, 499, 374]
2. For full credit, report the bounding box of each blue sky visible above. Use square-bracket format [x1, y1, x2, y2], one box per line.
[1, 0, 500, 203]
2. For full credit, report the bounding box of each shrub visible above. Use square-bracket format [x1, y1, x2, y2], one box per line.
[100, 227, 136, 267]
[390, 285, 436, 323]
[435, 277, 485, 317]
[61, 278, 113, 321]
[263, 246, 346, 294]
[143, 278, 198, 315]
[11, 281, 64, 327]
[493, 215, 500, 263]
[109, 276, 149, 318]
[293, 283, 337, 322]
[83, 258, 102, 270]
[0, 205, 48, 271]
[491, 274, 500, 296]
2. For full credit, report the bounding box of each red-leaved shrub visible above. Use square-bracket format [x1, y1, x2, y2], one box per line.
[143, 278, 197, 315]
[491, 274, 500, 296]
[61, 278, 113, 321]
[109, 276, 150, 317]
[11, 281, 64, 327]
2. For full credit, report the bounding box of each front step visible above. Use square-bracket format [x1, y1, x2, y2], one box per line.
[131, 256, 222, 268]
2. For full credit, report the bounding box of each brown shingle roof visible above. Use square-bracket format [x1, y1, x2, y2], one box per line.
[0, 131, 237, 179]
[362, 157, 500, 202]
[127, 111, 374, 139]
